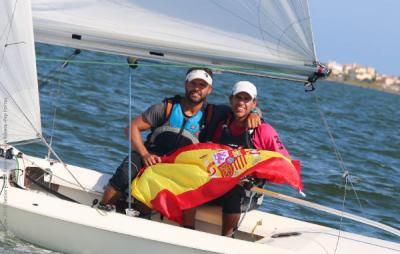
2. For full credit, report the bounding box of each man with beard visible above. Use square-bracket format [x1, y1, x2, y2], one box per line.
[99, 68, 261, 213]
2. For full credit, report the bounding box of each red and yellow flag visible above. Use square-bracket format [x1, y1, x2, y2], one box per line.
[132, 143, 302, 224]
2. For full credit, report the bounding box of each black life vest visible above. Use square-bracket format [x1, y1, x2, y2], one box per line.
[219, 113, 255, 149]
[218, 113, 265, 212]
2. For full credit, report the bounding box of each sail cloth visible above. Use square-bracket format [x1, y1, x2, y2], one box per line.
[31, 0, 318, 82]
[132, 143, 302, 224]
[0, 0, 42, 144]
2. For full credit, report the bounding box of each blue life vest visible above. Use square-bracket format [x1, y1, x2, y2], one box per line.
[146, 97, 207, 155]
[168, 103, 203, 137]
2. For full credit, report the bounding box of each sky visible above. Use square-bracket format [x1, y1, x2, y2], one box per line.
[309, 0, 400, 76]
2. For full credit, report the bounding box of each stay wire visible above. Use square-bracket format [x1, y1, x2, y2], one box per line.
[230, 191, 256, 238]
[35, 57, 313, 84]
[39, 49, 81, 89]
[128, 66, 133, 210]
[0, 76, 88, 192]
[334, 175, 349, 254]
[312, 92, 363, 209]
[312, 91, 364, 250]
[47, 72, 63, 159]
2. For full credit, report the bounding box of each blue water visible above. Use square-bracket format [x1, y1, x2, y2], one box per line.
[1, 43, 399, 252]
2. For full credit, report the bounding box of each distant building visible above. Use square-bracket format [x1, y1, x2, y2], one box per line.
[327, 61, 343, 76]
[343, 63, 361, 75]
[381, 76, 396, 86]
[340, 63, 376, 81]
[325, 60, 399, 95]
[355, 66, 376, 81]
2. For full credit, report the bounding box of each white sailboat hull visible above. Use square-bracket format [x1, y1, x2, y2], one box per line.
[1, 153, 399, 254]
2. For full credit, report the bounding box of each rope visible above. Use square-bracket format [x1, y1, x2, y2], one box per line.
[334, 172, 349, 254]
[312, 91, 367, 251]
[128, 66, 133, 210]
[39, 49, 81, 89]
[35, 57, 314, 83]
[46, 73, 62, 160]
[229, 191, 256, 237]
[312, 92, 363, 208]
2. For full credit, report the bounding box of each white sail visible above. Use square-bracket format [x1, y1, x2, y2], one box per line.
[0, 0, 42, 144]
[31, 0, 318, 82]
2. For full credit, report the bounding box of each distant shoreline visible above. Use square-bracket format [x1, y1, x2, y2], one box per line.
[326, 77, 400, 95]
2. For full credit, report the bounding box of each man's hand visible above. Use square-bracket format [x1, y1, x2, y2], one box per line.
[142, 153, 162, 167]
[246, 111, 261, 129]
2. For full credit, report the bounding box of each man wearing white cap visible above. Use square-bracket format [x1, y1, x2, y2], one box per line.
[99, 69, 261, 213]
[209, 80, 290, 237]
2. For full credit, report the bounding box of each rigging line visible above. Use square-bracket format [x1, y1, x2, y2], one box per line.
[45, 48, 75, 160]
[39, 49, 81, 88]
[0, 0, 19, 68]
[0, 81, 88, 192]
[35, 58, 316, 81]
[233, 191, 256, 237]
[128, 65, 133, 210]
[208, 0, 309, 59]
[334, 174, 349, 254]
[47, 76, 62, 160]
[312, 92, 363, 209]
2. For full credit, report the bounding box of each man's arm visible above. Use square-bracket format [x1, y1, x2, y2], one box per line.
[129, 115, 162, 166]
[212, 104, 262, 129]
[125, 102, 165, 166]
[246, 107, 262, 129]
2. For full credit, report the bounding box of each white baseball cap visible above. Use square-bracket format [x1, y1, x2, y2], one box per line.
[232, 81, 257, 99]
[186, 69, 213, 86]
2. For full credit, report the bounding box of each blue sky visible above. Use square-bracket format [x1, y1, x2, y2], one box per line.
[309, 0, 400, 76]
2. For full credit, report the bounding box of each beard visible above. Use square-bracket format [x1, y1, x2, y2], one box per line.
[185, 90, 205, 105]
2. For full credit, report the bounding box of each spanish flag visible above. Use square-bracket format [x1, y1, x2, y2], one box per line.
[132, 143, 302, 224]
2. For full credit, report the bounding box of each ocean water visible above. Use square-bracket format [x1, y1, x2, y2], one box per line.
[1, 43, 399, 252]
